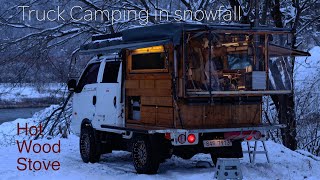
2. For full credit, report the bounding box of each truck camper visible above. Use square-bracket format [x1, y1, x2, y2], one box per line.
[68, 23, 310, 174]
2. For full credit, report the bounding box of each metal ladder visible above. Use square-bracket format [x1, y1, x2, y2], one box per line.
[243, 141, 270, 163]
[214, 158, 243, 180]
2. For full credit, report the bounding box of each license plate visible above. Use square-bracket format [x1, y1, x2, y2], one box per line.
[203, 140, 232, 147]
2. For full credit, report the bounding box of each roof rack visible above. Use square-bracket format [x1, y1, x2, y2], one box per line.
[92, 32, 123, 42]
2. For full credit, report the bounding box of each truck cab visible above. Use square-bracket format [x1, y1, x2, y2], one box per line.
[70, 55, 124, 135]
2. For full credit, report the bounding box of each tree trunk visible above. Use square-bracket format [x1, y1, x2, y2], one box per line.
[269, 0, 297, 150]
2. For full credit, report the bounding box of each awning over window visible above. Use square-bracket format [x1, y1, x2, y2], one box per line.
[79, 39, 171, 55]
[269, 44, 310, 57]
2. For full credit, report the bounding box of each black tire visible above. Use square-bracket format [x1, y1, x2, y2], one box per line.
[132, 136, 160, 174]
[80, 127, 100, 163]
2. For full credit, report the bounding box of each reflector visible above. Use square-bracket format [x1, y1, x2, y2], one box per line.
[178, 134, 186, 144]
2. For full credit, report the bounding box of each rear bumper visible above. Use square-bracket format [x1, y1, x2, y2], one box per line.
[101, 123, 285, 134]
[147, 124, 285, 134]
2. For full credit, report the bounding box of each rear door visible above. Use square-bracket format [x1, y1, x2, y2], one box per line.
[94, 61, 124, 128]
[72, 62, 101, 135]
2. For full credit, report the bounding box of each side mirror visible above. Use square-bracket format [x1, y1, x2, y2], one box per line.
[67, 79, 77, 92]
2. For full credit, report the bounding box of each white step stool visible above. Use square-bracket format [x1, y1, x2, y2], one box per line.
[214, 158, 243, 180]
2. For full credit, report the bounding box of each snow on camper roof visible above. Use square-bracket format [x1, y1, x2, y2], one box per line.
[80, 23, 293, 54]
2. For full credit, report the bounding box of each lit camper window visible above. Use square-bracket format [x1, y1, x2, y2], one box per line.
[129, 46, 168, 73]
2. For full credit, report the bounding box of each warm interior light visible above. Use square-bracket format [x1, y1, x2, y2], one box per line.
[132, 45, 164, 54]
[222, 42, 240, 47]
[187, 134, 196, 143]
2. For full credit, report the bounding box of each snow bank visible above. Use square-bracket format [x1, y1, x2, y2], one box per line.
[0, 105, 60, 147]
[0, 110, 319, 180]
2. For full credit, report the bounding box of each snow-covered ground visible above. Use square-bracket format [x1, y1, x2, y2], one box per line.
[0, 114, 319, 180]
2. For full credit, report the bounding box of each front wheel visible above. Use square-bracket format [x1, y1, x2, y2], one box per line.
[132, 136, 160, 174]
[80, 127, 100, 163]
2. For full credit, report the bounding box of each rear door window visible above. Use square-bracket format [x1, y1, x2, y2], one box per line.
[102, 62, 121, 83]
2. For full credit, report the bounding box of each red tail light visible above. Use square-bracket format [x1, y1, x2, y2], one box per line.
[246, 136, 253, 141]
[164, 133, 171, 140]
[187, 134, 196, 143]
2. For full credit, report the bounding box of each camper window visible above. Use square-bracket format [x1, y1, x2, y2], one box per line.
[185, 32, 266, 94]
[132, 53, 166, 70]
[129, 46, 168, 73]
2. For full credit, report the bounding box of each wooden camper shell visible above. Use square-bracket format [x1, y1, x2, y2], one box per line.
[79, 23, 309, 131]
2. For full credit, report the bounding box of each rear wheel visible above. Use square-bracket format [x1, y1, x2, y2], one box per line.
[132, 136, 160, 174]
[80, 127, 101, 163]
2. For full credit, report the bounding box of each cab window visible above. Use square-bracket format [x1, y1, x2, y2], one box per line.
[77, 63, 100, 92]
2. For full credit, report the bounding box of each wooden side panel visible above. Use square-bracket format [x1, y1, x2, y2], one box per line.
[245, 104, 261, 124]
[139, 80, 155, 89]
[125, 80, 139, 89]
[140, 106, 156, 125]
[141, 96, 172, 106]
[127, 88, 171, 97]
[205, 105, 231, 126]
[127, 73, 171, 80]
[156, 107, 173, 127]
[155, 80, 171, 89]
[175, 103, 262, 128]
[178, 105, 203, 128]
[125, 45, 175, 127]
[126, 80, 171, 89]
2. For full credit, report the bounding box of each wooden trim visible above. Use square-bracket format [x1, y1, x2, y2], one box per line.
[187, 90, 291, 96]
[141, 96, 173, 106]
[139, 80, 155, 89]
[125, 80, 139, 89]
[129, 69, 169, 73]
[126, 73, 171, 80]
[126, 88, 171, 96]
[126, 80, 171, 89]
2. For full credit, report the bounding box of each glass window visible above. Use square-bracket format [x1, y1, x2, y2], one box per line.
[77, 63, 100, 92]
[102, 62, 121, 83]
[185, 32, 266, 93]
[227, 54, 252, 70]
[131, 53, 166, 70]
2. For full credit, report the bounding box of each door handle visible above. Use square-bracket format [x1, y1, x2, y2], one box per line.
[93, 96, 97, 105]
[113, 96, 116, 108]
